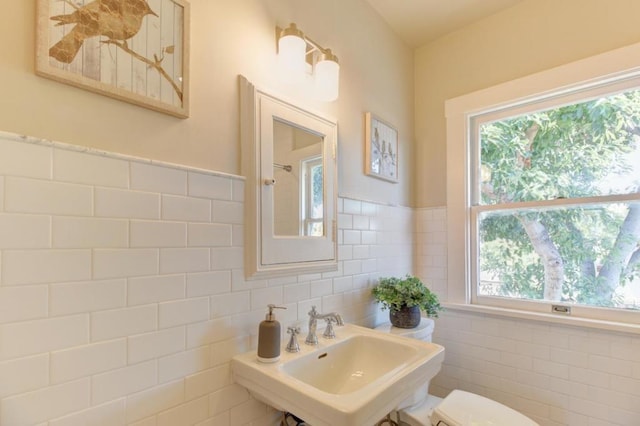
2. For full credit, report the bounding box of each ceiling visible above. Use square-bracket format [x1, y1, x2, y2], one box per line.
[365, 0, 525, 48]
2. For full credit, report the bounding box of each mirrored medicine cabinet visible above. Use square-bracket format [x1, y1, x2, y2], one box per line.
[239, 76, 338, 279]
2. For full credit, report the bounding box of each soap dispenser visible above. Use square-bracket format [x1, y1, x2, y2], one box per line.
[257, 304, 286, 363]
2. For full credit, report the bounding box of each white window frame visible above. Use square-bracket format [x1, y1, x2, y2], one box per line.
[301, 155, 323, 236]
[445, 42, 640, 333]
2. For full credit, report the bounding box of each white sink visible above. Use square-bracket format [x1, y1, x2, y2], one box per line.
[231, 323, 444, 426]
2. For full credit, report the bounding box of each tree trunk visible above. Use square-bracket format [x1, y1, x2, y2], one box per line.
[565, 220, 596, 283]
[519, 216, 564, 301]
[624, 248, 640, 277]
[596, 204, 640, 303]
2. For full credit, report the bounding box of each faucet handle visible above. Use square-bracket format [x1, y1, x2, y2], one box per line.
[308, 306, 318, 317]
[286, 327, 301, 353]
[323, 318, 336, 339]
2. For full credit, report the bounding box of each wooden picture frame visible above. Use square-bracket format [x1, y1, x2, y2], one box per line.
[364, 112, 399, 183]
[36, 0, 190, 118]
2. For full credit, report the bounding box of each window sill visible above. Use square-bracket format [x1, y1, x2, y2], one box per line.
[442, 302, 640, 335]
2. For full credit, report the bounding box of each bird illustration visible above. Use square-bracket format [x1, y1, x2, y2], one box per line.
[49, 0, 158, 64]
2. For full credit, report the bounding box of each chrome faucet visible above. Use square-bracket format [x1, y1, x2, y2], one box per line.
[305, 306, 344, 345]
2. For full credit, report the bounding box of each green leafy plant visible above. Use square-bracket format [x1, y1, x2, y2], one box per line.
[372, 275, 443, 318]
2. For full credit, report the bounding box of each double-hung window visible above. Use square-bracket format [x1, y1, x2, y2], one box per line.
[302, 156, 323, 237]
[446, 44, 640, 327]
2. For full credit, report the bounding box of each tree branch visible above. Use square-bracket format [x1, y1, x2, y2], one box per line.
[597, 203, 640, 302]
[102, 40, 183, 102]
[518, 215, 564, 301]
[565, 220, 596, 281]
[517, 123, 539, 169]
[624, 247, 640, 276]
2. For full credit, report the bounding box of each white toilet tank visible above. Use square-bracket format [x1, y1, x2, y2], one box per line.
[374, 317, 434, 342]
[375, 318, 540, 426]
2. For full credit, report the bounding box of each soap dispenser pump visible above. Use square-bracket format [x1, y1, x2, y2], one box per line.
[257, 304, 286, 363]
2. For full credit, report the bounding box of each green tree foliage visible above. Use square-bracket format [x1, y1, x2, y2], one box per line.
[479, 90, 640, 308]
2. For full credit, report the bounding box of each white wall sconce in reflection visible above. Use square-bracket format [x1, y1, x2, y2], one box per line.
[276, 23, 340, 102]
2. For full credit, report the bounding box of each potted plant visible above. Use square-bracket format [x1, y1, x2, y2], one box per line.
[372, 275, 443, 328]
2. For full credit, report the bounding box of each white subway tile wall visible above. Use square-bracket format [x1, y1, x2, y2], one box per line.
[416, 208, 640, 426]
[130, 163, 187, 196]
[0, 134, 410, 426]
[94, 187, 160, 220]
[5, 177, 93, 216]
[4, 133, 636, 425]
[53, 149, 130, 189]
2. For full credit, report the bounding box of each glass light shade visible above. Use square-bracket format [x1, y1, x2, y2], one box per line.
[314, 53, 339, 102]
[278, 33, 307, 75]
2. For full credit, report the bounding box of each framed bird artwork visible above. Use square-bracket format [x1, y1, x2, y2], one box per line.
[364, 112, 399, 183]
[35, 0, 190, 118]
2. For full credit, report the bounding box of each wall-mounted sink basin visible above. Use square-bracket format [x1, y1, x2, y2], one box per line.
[231, 323, 444, 426]
[281, 333, 419, 395]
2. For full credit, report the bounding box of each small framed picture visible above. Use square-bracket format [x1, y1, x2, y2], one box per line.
[364, 112, 399, 183]
[35, 0, 190, 118]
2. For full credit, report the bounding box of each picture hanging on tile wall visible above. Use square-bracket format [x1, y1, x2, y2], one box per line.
[364, 112, 399, 183]
[35, 0, 190, 118]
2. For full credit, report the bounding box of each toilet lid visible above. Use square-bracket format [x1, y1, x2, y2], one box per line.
[431, 390, 538, 426]
[374, 317, 435, 341]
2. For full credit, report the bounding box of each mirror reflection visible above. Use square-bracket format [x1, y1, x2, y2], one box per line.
[273, 119, 324, 237]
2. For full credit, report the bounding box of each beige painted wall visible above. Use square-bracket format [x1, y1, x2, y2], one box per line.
[0, 0, 414, 206]
[415, 0, 640, 207]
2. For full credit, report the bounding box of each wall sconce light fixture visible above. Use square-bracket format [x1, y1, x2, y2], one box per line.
[276, 23, 340, 102]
